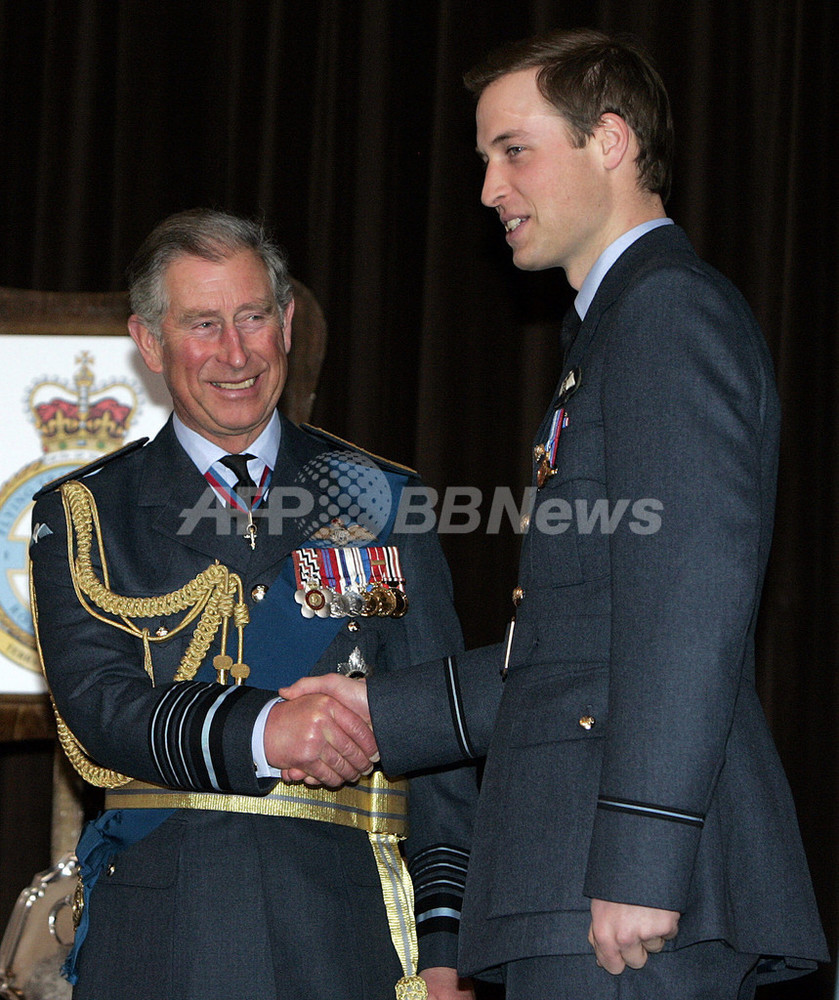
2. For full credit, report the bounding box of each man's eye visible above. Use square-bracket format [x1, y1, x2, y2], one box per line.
[507, 145, 525, 157]
[237, 314, 266, 329]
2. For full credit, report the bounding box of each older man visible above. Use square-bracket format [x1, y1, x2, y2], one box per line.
[29, 209, 475, 1000]
[282, 29, 828, 1000]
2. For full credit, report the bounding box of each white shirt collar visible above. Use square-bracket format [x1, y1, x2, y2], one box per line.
[172, 411, 281, 475]
[575, 218, 674, 320]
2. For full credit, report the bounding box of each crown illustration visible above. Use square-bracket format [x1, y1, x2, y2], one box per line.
[28, 352, 139, 453]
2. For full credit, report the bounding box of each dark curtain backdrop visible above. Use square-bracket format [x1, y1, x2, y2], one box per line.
[1, 2, 836, 996]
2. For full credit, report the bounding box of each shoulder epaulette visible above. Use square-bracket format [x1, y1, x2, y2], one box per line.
[301, 424, 418, 477]
[32, 437, 149, 501]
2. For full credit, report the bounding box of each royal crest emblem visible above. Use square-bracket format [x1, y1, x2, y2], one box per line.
[0, 350, 142, 685]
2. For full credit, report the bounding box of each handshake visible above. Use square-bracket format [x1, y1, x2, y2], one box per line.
[264, 673, 380, 788]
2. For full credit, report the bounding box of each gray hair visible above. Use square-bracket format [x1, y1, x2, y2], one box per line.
[127, 208, 293, 338]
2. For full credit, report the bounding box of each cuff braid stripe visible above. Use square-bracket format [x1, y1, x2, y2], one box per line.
[443, 656, 475, 758]
[597, 796, 704, 827]
[150, 681, 248, 790]
[415, 915, 462, 936]
[409, 843, 468, 936]
[150, 682, 212, 787]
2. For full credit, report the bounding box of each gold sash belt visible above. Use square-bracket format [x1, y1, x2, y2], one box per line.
[105, 771, 409, 837]
[105, 772, 422, 996]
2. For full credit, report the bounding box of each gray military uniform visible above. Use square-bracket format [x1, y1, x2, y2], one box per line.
[31, 415, 476, 999]
[368, 226, 828, 992]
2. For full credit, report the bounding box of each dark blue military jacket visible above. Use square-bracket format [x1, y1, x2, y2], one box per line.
[368, 225, 828, 983]
[31, 414, 476, 999]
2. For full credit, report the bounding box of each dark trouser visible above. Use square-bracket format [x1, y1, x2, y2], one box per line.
[72, 812, 404, 1000]
[501, 942, 759, 1000]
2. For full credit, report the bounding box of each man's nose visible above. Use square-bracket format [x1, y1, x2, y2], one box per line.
[218, 323, 247, 367]
[481, 161, 508, 207]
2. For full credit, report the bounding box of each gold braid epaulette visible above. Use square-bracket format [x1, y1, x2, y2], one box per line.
[34, 479, 250, 789]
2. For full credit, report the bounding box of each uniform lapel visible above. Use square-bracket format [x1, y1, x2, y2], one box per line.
[255, 415, 329, 563]
[539, 228, 692, 449]
[567, 224, 693, 369]
[138, 418, 256, 571]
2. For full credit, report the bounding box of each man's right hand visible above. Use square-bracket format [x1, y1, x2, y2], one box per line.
[279, 673, 371, 722]
[263, 691, 378, 788]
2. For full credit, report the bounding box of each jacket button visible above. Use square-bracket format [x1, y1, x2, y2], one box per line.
[154, 624, 169, 638]
[347, 620, 359, 632]
[512, 586, 525, 606]
[579, 715, 595, 730]
[251, 584, 268, 602]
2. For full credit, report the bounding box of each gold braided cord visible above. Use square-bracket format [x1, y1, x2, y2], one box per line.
[34, 481, 424, 993]
[30, 564, 132, 787]
[54, 704, 134, 788]
[60, 480, 249, 681]
[34, 479, 250, 788]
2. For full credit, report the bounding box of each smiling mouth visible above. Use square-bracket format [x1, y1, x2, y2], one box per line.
[504, 217, 527, 232]
[211, 376, 257, 390]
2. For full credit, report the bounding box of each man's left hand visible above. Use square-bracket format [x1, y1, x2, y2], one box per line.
[420, 966, 475, 1000]
[588, 899, 679, 974]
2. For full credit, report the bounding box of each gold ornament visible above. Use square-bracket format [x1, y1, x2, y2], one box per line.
[31, 479, 250, 788]
[395, 976, 428, 1000]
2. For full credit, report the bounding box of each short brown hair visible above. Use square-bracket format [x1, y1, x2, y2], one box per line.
[465, 28, 673, 202]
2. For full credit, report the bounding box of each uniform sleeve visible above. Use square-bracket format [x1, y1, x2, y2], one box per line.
[30, 487, 278, 795]
[582, 265, 778, 910]
[369, 641, 503, 775]
[371, 515, 483, 972]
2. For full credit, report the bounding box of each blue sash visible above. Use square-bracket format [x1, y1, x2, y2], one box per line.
[63, 809, 173, 982]
[231, 467, 409, 687]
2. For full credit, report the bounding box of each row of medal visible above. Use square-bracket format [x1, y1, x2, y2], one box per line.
[535, 405, 569, 488]
[535, 367, 579, 488]
[292, 544, 409, 620]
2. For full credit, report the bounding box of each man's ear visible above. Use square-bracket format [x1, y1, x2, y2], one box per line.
[281, 298, 294, 354]
[128, 315, 164, 374]
[597, 112, 632, 170]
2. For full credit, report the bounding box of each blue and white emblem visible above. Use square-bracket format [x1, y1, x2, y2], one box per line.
[295, 449, 392, 542]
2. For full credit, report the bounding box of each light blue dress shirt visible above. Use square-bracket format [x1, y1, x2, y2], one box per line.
[172, 410, 281, 497]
